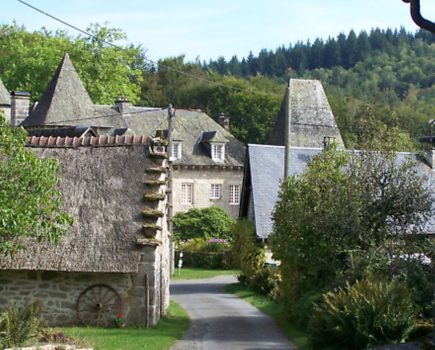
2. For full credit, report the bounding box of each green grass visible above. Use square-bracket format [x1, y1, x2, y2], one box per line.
[171, 267, 239, 280]
[59, 301, 190, 350]
[225, 283, 309, 350]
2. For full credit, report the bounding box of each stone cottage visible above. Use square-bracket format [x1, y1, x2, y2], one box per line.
[0, 135, 171, 327]
[19, 53, 245, 218]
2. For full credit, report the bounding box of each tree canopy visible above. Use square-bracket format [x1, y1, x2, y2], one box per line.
[0, 23, 145, 104]
[0, 114, 71, 255]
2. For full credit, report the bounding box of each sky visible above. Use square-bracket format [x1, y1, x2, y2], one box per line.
[1, 0, 434, 62]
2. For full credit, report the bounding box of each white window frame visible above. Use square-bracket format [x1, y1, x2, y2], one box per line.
[210, 184, 222, 200]
[181, 183, 193, 204]
[211, 143, 225, 162]
[229, 184, 240, 205]
[172, 142, 182, 160]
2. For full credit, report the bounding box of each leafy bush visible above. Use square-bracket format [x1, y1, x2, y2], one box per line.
[177, 238, 235, 269]
[231, 220, 281, 298]
[308, 276, 418, 350]
[173, 207, 235, 241]
[249, 266, 282, 299]
[178, 250, 234, 269]
[231, 220, 265, 280]
[0, 303, 42, 348]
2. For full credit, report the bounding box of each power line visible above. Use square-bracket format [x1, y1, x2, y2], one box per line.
[16, 0, 282, 98]
[43, 107, 167, 125]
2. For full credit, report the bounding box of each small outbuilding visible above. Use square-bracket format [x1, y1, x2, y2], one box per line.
[0, 135, 171, 327]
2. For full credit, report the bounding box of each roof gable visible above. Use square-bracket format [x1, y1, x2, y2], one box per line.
[22, 53, 95, 127]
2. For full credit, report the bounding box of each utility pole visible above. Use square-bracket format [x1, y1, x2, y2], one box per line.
[284, 81, 291, 178]
[167, 104, 175, 273]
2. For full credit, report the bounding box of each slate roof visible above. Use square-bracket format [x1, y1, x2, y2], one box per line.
[20, 54, 245, 167]
[242, 144, 435, 240]
[87, 107, 245, 167]
[27, 125, 97, 138]
[268, 79, 344, 148]
[0, 78, 10, 106]
[243, 144, 322, 239]
[21, 53, 95, 127]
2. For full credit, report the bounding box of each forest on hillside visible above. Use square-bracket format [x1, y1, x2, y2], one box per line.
[0, 24, 433, 149]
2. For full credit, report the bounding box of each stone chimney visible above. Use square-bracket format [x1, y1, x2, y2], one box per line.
[218, 112, 230, 130]
[115, 96, 131, 115]
[11, 91, 31, 127]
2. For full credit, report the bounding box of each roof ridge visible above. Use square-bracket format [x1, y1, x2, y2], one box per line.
[26, 135, 151, 148]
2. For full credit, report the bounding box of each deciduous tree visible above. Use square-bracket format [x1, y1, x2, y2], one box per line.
[0, 114, 71, 255]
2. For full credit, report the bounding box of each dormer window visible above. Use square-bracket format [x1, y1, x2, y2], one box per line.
[172, 142, 182, 160]
[211, 143, 225, 162]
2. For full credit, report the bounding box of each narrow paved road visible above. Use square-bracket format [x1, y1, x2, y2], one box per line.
[170, 275, 296, 350]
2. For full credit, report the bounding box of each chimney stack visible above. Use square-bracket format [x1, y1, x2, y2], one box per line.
[11, 91, 31, 127]
[218, 112, 230, 130]
[115, 96, 131, 115]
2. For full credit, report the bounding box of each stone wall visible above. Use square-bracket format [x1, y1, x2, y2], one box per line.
[0, 270, 153, 326]
[172, 166, 243, 218]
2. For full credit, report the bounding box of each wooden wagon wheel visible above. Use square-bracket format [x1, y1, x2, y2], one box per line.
[76, 284, 122, 327]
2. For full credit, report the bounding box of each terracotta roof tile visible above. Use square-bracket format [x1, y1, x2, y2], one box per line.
[26, 135, 151, 148]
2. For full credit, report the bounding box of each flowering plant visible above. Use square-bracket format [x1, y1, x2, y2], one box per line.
[113, 313, 126, 328]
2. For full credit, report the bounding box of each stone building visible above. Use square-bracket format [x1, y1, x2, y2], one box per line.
[0, 77, 32, 126]
[20, 53, 245, 218]
[240, 79, 435, 240]
[0, 135, 171, 326]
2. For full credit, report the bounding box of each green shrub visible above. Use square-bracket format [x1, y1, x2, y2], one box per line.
[177, 250, 234, 269]
[173, 207, 235, 241]
[0, 303, 42, 348]
[249, 266, 282, 299]
[308, 276, 418, 350]
[177, 237, 235, 269]
[287, 289, 324, 328]
[231, 220, 265, 279]
[231, 220, 282, 298]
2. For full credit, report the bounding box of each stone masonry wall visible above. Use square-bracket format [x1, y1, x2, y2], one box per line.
[0, 270, 149, 326]
[172, 167, 243, 218]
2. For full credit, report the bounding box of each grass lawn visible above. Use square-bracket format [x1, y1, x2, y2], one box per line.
[225, 283, 309, 350]
[60, 301, 190, 350]
[171, 267, 239, 280]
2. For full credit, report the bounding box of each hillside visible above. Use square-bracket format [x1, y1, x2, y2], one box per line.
[204, 28, 435, 148]
[1, 24, 433, 148]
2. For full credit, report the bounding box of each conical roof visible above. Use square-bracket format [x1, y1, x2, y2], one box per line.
[0, 78, 11, 106]
[267, 79, 344, 148]
[22, 53, 95, 127]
